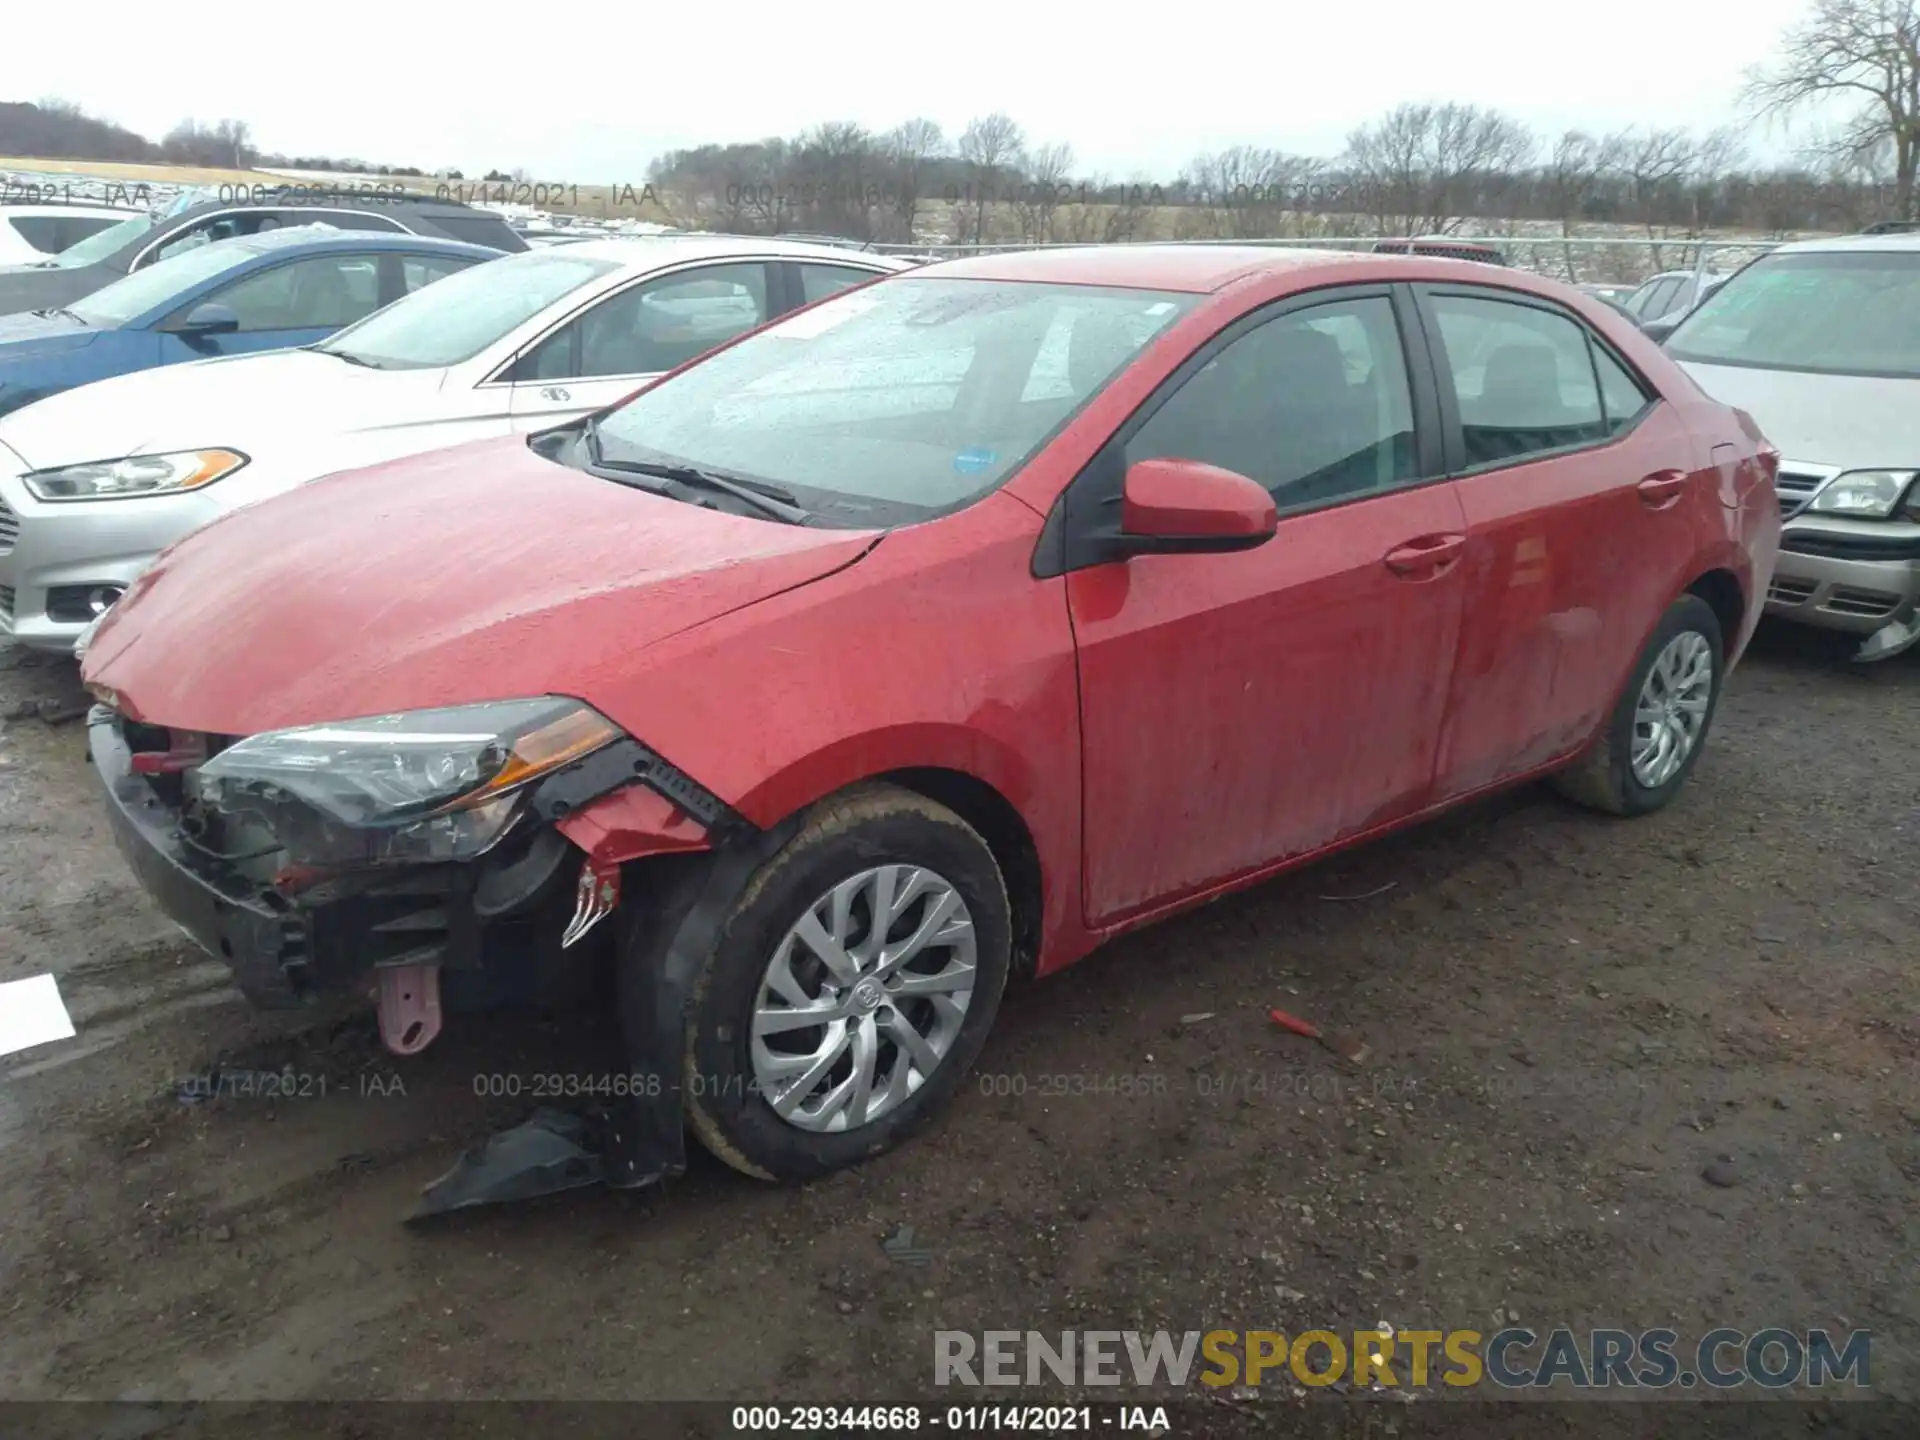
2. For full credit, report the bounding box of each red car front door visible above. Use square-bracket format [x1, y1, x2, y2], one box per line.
[1058, 286, 1470, 927]
[1412, 285, 1707, 800]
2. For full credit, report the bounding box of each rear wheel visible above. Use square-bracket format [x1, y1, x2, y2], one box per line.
[1553, 594, 1724, 816]
[682, 784, 1011, 1181]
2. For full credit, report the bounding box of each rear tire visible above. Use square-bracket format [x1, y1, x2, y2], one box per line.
[681, 783, 1011, 1182]
[1553, 594, 1724, 817]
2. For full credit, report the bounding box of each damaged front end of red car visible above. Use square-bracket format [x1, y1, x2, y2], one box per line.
[85, 692, 762, 1218]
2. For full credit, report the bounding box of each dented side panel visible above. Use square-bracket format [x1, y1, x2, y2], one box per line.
[588, 491, 1085, 966]
[1433, 402, 1713, 802]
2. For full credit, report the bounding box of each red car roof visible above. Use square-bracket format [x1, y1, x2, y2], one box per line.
[921, 244, 1410, 294]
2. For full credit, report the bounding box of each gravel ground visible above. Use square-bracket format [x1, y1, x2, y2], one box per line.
[0, 621, 1915, 1426]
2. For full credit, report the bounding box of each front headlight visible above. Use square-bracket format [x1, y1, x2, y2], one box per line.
[195, 697, 623, 865]
[22, 448, 248, 502]
[1807, 470, 1917, 519]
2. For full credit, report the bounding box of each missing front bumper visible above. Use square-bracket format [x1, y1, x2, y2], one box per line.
[88, 706, 585, 1013]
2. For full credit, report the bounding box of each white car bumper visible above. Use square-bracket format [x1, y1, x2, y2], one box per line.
[0, 467, 225, 655]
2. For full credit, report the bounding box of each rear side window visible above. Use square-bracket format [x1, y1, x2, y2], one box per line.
[401, 253, 478, 292]
[797, 264, 881, 304]
[1591, 345, 1653, 434]
[426, 212, 522, 250]
[1634, 277, 1681, 318]
[1127, 295, 1419, 511]
[1427, 293, 1608, 467]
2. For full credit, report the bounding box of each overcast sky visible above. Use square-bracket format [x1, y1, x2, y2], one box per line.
[11, 0, 1830, 179]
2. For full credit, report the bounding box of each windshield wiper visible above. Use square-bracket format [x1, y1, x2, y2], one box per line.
[312, 348, 384, 368]
[29, 307, 84, 322]
[573, 418, 809, 523]
[585, 452, 809, 525]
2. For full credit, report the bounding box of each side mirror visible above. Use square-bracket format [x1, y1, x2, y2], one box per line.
[1641, 318, 1679, 345]
[171, 302, 240, 336]
[1118, 457, 1277, 554]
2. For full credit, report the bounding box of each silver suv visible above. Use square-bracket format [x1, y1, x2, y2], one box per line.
[1663, 232, 1920, 661]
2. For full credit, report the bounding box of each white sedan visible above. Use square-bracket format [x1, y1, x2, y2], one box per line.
[0, 236, 908, 651]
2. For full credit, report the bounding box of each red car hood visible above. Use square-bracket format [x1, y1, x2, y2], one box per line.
[82, 436, 882, 736]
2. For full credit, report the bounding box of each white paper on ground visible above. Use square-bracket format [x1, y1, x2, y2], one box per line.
[0, 973, 77, 1058]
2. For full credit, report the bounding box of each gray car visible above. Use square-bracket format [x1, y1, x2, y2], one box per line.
[1662, 232, 1920, 661]
[1624, 269, 1729, 326]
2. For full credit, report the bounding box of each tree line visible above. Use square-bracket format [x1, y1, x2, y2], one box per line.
[642, 108, 1908, 245]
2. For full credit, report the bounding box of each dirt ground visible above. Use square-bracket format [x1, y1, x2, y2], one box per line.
[1, 622, 1915, 1422]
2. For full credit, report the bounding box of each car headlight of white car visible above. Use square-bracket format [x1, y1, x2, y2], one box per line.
[1807, 470, 1917, 519]
[21, 448, 248, 502]
[72, 609, 108, 661]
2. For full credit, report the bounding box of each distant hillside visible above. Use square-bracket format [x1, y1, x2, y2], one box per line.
[0, 100, 431, 176]
[0, 100, 157, 163]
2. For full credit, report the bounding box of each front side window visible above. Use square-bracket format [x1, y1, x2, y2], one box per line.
[1665, 250, 1920, 379]
[588, 277, 1196, 526]
[67, 237, 275, 327]
[514, 263, 772, 381]
[1428, 294, 1607, 467]
[314, 250, 620, 370]
[202, 254, 384, 331]
[1126, 296, 1418, 511]
[150, 217, 240, 263]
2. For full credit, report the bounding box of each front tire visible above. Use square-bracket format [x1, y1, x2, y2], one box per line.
[1553, 594, 1724, 816]
[681, 784, 1011, 1181]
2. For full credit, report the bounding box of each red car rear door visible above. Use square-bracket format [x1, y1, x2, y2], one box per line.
[1053, 284, 1470, 927]
[1411, 284, 1707, 800]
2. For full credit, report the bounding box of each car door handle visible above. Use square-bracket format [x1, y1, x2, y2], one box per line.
[1636, 469, 1688, 508]
[1383, 533, 1466, 577]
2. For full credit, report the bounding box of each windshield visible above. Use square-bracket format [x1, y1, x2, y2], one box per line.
[46, 212, 156, 269]
[315, 250, 615, 369]
[1666, 250, 1920, 379]
[589, 277, 1198, 525]
[67, 235, 275, 327]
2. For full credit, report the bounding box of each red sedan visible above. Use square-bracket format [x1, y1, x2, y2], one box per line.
[79, 244, 1779, 1204]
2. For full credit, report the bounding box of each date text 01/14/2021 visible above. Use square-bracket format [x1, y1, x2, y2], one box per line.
[433, 182, 662, 210]
[728, 1404, 1172, 1432]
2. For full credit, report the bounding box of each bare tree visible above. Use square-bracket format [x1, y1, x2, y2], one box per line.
[1615, 128, 1697, 267]
[788, 120, 880, 239]
[1343, 102, 1536, 235]
[882, 117, 945, 242]
[1540, 130, 1622, 278]
[1746, 0, 1920, 221]
[957, 112, 1027, 244]
[1683, 126, 1748, 232]
[1014, 140, 1075, 242]
[1178, 146, 1327, 238]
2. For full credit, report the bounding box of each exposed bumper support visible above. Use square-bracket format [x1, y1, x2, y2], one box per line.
[410, 811, 797, 1220]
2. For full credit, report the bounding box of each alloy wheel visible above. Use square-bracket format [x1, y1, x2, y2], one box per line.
[750, 864, 978, 1132]
[1630, 630, 1714, 789]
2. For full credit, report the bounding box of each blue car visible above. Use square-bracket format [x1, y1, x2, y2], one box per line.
[0, 225, 497, 418]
